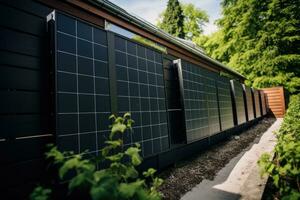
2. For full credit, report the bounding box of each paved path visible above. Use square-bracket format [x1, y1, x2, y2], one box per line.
[181, 118, 283, 200]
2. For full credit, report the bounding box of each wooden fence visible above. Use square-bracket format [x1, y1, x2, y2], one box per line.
[262, 87, 286, 118]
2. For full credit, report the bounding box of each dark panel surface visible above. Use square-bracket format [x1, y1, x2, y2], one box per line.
[114, 35, 169, 157]
[181, 61, 220, 143]
[217, 76, 234, 130]
[253, 89, 261, 118]
[243, 85, 254, 120]
[260, 91, 267, 115]
[55, 13, 111, 154]
[231, 80, 246, 125]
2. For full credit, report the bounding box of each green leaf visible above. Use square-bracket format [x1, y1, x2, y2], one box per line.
[30, 186, 51, 200]
[124, 166, 139, 179]
[111, 123, 127, 134]
[118, 180, 144, 198]
[143, 168, 157, 178]
[69, 173, 87, 191]
[125, 147, 142, 166]
[90, 176, 118, 200]
[59, 157, 81, 179]
[105, 140, 123, 148]
[106, 153, 124, 162]
[273, 174, 280, 188]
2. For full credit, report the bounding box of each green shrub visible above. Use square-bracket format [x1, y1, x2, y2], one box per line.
[258, 94, 300, 199]
[30, 113, 163, 200]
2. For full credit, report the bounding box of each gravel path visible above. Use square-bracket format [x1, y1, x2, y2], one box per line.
[158, 118, 276, 200]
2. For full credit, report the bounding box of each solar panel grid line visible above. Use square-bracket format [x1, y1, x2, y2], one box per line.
[134, 42, 145, 156]
[115, 64, 164, 77]
[57, 69, 109, 79]
[57, 47, 107, 63]
[57, 30, 108, 48]
[114, 35, 168, 156]
[55, 13, 111, 154]
[115, 49, 162, 65]
[217, 77, 234, 131]
[124, 39, 134, 151]
[92, 26, 99, 156]
[181, 61, 219, 142]
[75, 20, 81, 153]
[154, 52, 163, 153]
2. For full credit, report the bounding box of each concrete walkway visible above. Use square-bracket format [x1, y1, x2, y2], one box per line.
[181, 118, 283, 200]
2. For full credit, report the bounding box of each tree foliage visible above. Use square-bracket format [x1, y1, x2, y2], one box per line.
[157, 2, 208, 40]
[182, 3, 209, 40]
[157, 0, 185, 38]
[197, 0, 300, 93]
[258, 94, 300, 199]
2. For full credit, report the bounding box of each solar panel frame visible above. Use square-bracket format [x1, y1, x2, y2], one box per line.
[230, 80, 247, 125]
[242, 84, 255, 121]
[113, 34, 170, 157]
[178, 60, 221, 143]
[52, 12, 112, 155]
[260, 91, 267, 115]
[253, 88, 261, 118]
[217, 76, 234, 131]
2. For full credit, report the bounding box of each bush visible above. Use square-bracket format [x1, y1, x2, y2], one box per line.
[258, 94, 300, 199]
[30, 113, 163, 200]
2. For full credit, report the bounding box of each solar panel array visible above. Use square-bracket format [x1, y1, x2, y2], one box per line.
[181, 61, 220, 143]
[114, 35, 169, 157]
[253, 89, 261, 118]
[243, 85, 254, 120]
[55, 13, 111, 154]
[231, 80, 246, 125]
[53, 12, 264, 157]
[217, 76, 234, 130]
[260, 91, 267, 115]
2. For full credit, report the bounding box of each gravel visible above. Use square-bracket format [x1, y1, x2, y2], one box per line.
[158, 118, 276, 200]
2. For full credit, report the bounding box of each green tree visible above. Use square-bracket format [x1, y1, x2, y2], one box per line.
[157, 0, 185, 38]
[182, 3, 209, 40]
[197, 0, 300, 93]
[157, 2, 208, 40]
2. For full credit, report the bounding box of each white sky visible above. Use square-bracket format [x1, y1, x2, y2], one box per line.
[108, 0, 221, 35]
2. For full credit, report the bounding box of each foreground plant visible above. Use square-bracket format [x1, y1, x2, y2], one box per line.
[31, 113, 163, 200]
[258, 94, 300, 199]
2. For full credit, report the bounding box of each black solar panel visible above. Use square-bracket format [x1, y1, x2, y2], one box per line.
[180, 61, 220, 143]
[55, 13, 111, 154]
[253, 89, 261, 118]
[114, 35, 169, 157]
[243, 85, 254, 121]
[231, 80, 246, 125]
[217, 76, 234, 130]
[260, 91, 267, 115]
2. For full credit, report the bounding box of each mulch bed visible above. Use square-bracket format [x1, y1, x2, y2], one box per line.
[158, 117, 276, 200]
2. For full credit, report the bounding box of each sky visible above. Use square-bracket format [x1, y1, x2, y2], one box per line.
[108, 0, 222, 35]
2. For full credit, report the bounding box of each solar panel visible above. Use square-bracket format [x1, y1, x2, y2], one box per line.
[243, 85, 254, 121]
[217, 76, 234, 130]
[260, 91, 267, 115]
[231, 80, 246, 125]
[180, 60, 220, 143]
[54, 13, 111, 154]
[253, 89, 261, 118]
[114, 35, 169, 157]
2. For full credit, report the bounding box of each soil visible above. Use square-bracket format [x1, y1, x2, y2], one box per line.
[158, 117, 276, 200]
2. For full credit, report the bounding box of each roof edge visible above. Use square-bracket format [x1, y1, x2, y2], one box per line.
[88, 0, 245, 79]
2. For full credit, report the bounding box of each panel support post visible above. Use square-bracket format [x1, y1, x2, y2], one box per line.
[173, 59, 187, 142]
